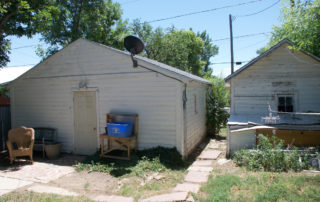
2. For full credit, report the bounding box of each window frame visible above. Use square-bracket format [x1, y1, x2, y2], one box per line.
[277, 95, 294, 112]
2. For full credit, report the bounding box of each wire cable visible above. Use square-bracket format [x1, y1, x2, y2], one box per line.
[11, 45, 37, 50]
[213, 32, 270, 42]
[145, 0, 263, 24]
[236, 0, 280, 18]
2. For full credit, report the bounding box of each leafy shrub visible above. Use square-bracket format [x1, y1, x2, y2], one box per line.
[233, 134, 311, 172]
[206, 76, 229, 137]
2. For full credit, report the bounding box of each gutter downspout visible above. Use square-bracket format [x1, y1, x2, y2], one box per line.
[182, 83, 188, 159]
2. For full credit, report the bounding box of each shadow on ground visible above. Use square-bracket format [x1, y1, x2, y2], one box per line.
[76, 138, 213, 178]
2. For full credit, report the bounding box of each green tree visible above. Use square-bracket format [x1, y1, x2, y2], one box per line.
[206, 76, 229, 138]
[258, 0, 320, 57]
[130, 20, 218, 76]
[159, 30, 204, 75]
[0, 0, 55, 67]
[37, 0, 128, 58]
[197, 31, 219, 76]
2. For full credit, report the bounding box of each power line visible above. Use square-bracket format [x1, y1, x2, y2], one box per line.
[4, 64, 36, 67]
[213, 32, 271, 42]
[211, 61, 249, 65]
[235, 0, 280, 18]
[12, 45, 37, 49]
[145, 0, 263, 24]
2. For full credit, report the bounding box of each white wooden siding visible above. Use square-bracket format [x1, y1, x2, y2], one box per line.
[231, 43, 320, 116]
[185, 83, 207, 155]
[9, 39, 184, 154]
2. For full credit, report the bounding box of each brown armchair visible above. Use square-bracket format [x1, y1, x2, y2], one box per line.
[6, 126, 35, 164]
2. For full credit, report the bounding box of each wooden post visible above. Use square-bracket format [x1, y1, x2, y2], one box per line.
[229, 14, 234, 74]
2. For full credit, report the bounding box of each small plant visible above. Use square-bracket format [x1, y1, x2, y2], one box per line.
[84, 182, 89, 190]
[233, 134, 311, 172]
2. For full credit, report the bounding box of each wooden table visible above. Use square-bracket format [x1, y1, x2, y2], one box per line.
[100, 134, 137, 160]
[100, 113, 138, 160]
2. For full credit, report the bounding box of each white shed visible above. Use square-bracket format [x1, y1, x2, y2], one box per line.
[225, 39, 320, 155]
[8, 38, 210, 158]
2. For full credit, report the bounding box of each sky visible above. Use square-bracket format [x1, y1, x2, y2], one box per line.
[5, 0, 286, 78]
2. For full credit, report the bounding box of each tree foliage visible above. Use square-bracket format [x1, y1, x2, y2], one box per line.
[258, 0, 320, 57]
[37, 0, 128, 58]
[206, 76, 229, 137]
[0, 0, 55, 67]
[197, 31, 219, 76]
[130, 19, 218, 76]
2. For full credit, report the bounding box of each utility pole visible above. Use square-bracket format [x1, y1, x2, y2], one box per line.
[229, 14, 234, 74]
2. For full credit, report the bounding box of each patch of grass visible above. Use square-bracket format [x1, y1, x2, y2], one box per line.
[197, 173, 320, 202]
[118, 170, 185, 201]
[74, 147, 188, 177]
[0, 191, 92, 202]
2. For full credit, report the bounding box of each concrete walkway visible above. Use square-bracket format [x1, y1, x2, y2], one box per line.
[0, 176, 33, 196]
[0, 155, 83, 196]
[141, 139, 226, 202]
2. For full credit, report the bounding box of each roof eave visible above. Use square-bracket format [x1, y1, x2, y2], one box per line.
[224, 39, 295, 82]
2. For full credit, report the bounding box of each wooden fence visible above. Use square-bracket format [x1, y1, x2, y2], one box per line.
[0, 105, 11, 151]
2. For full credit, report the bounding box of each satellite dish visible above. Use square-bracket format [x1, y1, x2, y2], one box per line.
[124, 35, 144, 67]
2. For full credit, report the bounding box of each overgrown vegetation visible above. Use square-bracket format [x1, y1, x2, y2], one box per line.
[197, 173, 320, 201]
[206, 76, 229, 138]
[74, 147, 188, 177]
[233, 135, 312, 172]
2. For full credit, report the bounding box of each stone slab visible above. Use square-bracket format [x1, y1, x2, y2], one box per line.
[192, 160, 213, 167]
[199, 150, 221, 160]
[93, 195, 134, 202]
[28, 185, 78, 196]
[188, 166, 213, 172]
[141, 192, 188, 202]
[173, 183, 200, 193]
[0, 162, 74, 183]
[0, 176, 33, 196]
[184, 171, 210, 183]
[186, 195, 195, 202]
[217, 158, 231, 165]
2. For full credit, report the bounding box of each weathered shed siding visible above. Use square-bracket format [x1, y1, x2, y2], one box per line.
[185, 83, 207, 154]
[9, 39, 184, 154]
[231, 43, 320, 115]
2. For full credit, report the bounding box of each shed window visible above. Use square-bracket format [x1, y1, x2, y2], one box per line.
[278, 96, 293, 112]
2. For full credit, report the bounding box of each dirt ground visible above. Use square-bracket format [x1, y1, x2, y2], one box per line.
[0, 138, 245, 200]
[48, 171, 119, 196]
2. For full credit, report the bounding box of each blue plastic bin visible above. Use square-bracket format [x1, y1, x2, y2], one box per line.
[106, 122, 133, 137]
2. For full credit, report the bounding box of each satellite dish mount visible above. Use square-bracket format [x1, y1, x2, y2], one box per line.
[124, 36, 144, 68]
